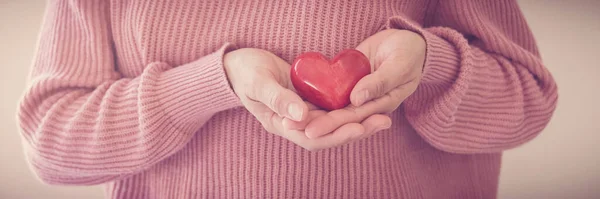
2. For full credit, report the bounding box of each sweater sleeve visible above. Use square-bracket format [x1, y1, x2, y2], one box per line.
[17, 0, 241, 185]
[385, 0, 558, 154]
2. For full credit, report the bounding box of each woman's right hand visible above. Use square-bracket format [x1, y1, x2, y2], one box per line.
[224, 48, 310, 133]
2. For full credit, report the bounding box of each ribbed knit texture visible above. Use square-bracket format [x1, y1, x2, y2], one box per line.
[17, 0, 557, 198]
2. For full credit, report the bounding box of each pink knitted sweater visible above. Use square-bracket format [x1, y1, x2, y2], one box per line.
[17, 0, 558, 198]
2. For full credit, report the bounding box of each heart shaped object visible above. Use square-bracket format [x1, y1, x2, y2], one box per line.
[291, 49, 371, 111]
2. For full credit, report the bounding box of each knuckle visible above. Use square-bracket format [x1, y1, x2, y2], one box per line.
[254, 112, 275, 132]
[387, 88, 406, 102]
[343, 105, 365, 122]
[374, 79, 387, 96]
[265, 89, 283, 111]
[247, 79, 263, 99]
[345, 105, 359, 115]
[267, 89, 280, 107]
[387, 89, 402, 100]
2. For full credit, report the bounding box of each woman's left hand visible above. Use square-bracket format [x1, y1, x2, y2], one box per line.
[288, 29, 426, 139]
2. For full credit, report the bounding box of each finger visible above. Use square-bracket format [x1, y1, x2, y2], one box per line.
[282, 101, 323, 130]
[350, 55, 414, 106]
[282, 110, 327, 130]
[357, 114, 392, 139]
[305, 101, 320, 110]
[243, 99, 285, 134]
[251, 77, 308, 122]
[268, 110, 286, 135]
[281, 123, 365, 151]
[304, 94, 398, 138]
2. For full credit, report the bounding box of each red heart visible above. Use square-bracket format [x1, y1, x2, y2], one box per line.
[291, 49, 371, 111]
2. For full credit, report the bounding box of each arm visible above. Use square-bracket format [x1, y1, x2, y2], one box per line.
[387, 0, 558, 153]
[17, 0, 241, 185]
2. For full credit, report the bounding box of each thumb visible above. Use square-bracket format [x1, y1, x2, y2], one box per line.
[350, 72, 392, 106]
[252, 77, 308, 122]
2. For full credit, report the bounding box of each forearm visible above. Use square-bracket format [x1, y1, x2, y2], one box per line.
[18, 46, 241, 184]
[383, 2, 558, 153]
[404, 27, 557, 153]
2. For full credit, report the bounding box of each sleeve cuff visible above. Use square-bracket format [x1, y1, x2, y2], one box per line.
[382, 16, 466, 85]
[150, 43, 242, 131]
[383, 16, 475, 153]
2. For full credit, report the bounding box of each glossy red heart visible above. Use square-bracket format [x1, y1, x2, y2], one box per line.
[291, 49, 371, 111]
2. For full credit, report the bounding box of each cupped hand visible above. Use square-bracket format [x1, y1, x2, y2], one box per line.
[294, 29, 426, 139]
[225, 48, 384, 151]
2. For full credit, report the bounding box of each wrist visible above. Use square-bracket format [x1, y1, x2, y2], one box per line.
[223, 49, 243, 90]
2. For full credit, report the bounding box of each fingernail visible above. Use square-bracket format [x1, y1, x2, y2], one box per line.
[288, 103, 303, 121]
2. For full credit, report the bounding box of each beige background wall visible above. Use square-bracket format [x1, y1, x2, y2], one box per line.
[1, 1, 598, 198]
